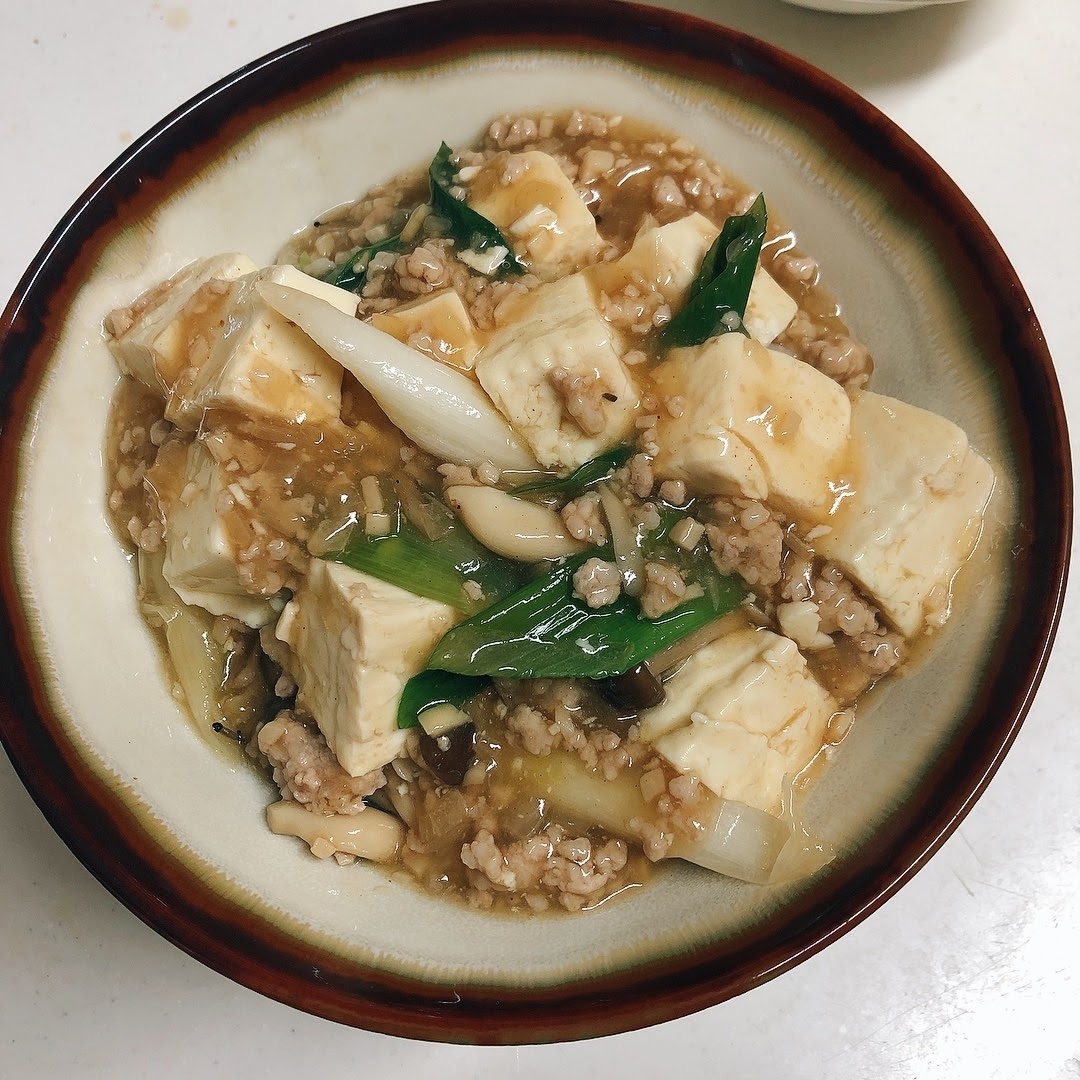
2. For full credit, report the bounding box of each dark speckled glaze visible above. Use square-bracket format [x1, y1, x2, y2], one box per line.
[0, 0, 1071, 1044]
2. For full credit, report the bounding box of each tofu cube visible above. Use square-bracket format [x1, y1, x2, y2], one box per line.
[652, 333, 851, 518]
[160, 441, 276, 628]
[638, 628, 839, 815]
[371, 288, 483, 370]
[467, 151, 604, 280]
[743, 265, 798, 346]
[589, 212, 719, 308]
[474, 274, 639, 470]
[588, 213, 796, 345]
[104, 253, 258, 393]
[274, 561, 461, 778]
[165, 271, 346, 430]
[814, 390, 995, 638]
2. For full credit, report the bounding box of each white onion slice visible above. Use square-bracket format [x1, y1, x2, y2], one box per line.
[669, 799, 792, 885]
[257, 282, 537, 471]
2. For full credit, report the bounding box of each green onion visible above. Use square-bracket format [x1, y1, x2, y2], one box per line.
[423, 547, 745, 680]
[658, 194, 767, 351]
[321, 231, 404, 293]
[325, 491, 528, 615]
[511, 445, 634, 498]
[429, 143, 527, 277]
[396, 670, 489, 729]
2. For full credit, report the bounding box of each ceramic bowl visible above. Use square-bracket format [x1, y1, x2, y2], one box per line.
[0, 0, 1070, 1044]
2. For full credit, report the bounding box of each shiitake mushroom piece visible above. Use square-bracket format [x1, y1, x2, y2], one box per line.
[594, 661, 665, 713]
[416, 721, 477, 787]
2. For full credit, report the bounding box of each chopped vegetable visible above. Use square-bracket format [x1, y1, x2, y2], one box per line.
[423, 548, 744, 680]
[516, 751, 793, 884]
[321, 231, 404, 293]
[256, 282, 538, 471]
[328, 489, 528, 616]
[397, 670, 489, 729]
[429, 143, 527, 278]
[511, 445, 633, 498]
[658, 194, 768, 351]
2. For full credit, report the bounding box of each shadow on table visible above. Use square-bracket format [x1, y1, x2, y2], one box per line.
[657, 0, 1003, 93]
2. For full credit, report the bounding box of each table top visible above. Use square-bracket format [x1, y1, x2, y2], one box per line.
[2, 1, 1076, 1075]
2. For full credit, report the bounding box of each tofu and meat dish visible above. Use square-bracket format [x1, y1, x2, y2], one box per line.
[103, 111, 995, 913]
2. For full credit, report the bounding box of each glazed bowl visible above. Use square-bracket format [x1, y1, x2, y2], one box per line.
[0, 0, 1070, 1044]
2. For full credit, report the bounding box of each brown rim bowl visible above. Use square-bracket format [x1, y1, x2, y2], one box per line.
[0, 0, 1071, 1044]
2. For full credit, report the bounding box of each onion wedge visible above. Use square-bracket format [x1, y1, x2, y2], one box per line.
[257, 282, 537, 471]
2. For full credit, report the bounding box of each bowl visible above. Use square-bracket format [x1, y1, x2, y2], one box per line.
[0, 0, 1070, 1044]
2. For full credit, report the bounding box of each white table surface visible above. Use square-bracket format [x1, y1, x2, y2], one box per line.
[1, 0, 1076, 1075]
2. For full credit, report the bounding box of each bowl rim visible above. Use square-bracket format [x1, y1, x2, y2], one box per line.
[0, 0, 1071, 1044]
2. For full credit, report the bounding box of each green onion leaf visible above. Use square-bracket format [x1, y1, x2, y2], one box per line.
[658, 193, 768, 351]
[425, 549, 745, 680]
[325, 491, 528, 615]
[429, 143, 527, 278]
[321, 231, 405, 293]
[511, 445, 634, 498]
[397, 670, 489, 729]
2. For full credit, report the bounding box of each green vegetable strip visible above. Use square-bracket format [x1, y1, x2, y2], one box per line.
[423, 549, 745, 680]
[397, 670, 489, 730]
[321, 232, 404, 293]
[658, 194, 768, 351]
[326, 496, 528, 615]
[429, 143, 527, 277]
[511, 446, 634, 498]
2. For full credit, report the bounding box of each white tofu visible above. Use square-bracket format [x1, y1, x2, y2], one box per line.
[274, 561, 461, 778]
[743, 265, 798, 346]
[588, 213, 796, 345]
[104, 253, 258, 393]
[590, 212, 719, 308]
[474, 274, 639, 470]
[638, 628, 838, 815]
[652, 333, 851, 518]
[467, 151, 604, 280]
[160, 442, 276, 628]
[814, 390, 995, 638]
[370, 288, 483, 370]
[165, 271, 345, 430]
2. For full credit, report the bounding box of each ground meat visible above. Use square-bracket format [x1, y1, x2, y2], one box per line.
[599, 281, 671, 335]
[705, 496, 785, 588]
[573, 557, 622, 608]
[776, 309, 874, 389]
[640, 561, 692, 619]
[461, 823, 630, 911]
[506, 704, 558, 757]
[854, 629, 905, 675]
[489, 115, 541, 149]
[658, 478, 686, 505]
[549, 365, 610, 436]
[561, 491, 608, 545]
[394, 241, 453, 293]
[812, 563, 880, 638]
[497, 680, 645, 780]
[627, 453, 654, 499]
[255, 711, 386, 815]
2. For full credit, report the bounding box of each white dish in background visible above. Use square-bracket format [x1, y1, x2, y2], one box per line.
[782, 0, 969, 13]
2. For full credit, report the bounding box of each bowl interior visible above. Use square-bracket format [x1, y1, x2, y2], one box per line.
[1, 3, 1063, 1043]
